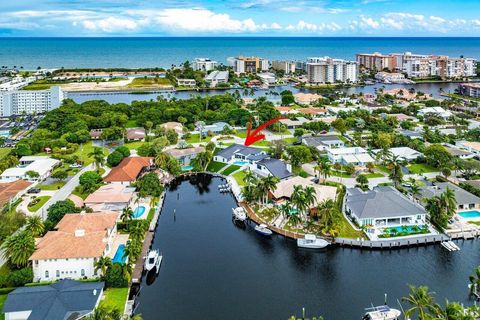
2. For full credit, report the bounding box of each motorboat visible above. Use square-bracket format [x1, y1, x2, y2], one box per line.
[145, 249, 162, 272]
[362, 305, 402, 320]
[297, 234, 329, 249]
[254, 224, 273, 236]
[232, 207, 247, 222]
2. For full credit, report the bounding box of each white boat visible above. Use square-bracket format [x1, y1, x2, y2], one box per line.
[297, 234, 329, 249]
[254, 224, 273, 236]
[145, 249, 161, 272]
[362, 305, 402, 320]
[232, 207, 247, 222]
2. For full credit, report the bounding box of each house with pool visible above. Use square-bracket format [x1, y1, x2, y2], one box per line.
[345, 186, 428, 239]
[84, 184, 135, 212]
[29, 211, 126, 282]
[165, 146, 205, 168]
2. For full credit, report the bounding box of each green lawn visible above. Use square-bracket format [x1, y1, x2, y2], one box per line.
[99, 287, 128, 314]
[127, 77, 172, 88]
[123, 141, 145, 150]
[376, 165, 390, 173]
[0, 294, 7, 320]
[28, 196, 51, 212]
[364, 172, 385, 178]
[186, 134, 212, 144]
[282, 137, 298, 144]
[37, 181, 66, 190]
[22, 80, 68, 90]
[0, 148, 11, 160]
[71, 188, 90, 200]
[407, 163, 438, 174]
[331, 170, 352, 178]
[232, 171, 247, 186]
[34, 141, 108, 165]
[221, 165, 241, 176]
[206, 161, 227, 173]
[337, 214, 365, 239]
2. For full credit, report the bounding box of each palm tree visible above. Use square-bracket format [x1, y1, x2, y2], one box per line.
[25, 216, 44, 237]
[192, 151, 212, 171]
[279, 201, 293, 219]
[242, 170, 257, 186]
[469, 266, 480, 296]
[315, 159, 332, 183]
[387, 155, 404, 187]
[123, 239, 141, 262]
[402, 285, 436, 320]
[86, 305, 122, 320]
[155, 152, 169, 168]
[303, 186, 317, 214]
[439, 187, 457, 217]
[88, 147, 105, 171]
[316, 199, 339, 236]
[291, 185, 308, 218]
[261, 175, 279, 204]
[1, 231, 35, 268]
[129, 223, 146, 242]
[121, 207, 134, 227]
[94, 256, 112, 277]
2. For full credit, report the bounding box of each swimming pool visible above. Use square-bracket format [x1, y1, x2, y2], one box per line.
[233, 161, 249, 166]
[181, 165, 193, 171]
[112, 244, 126, 264]
[133, 206, 146, 218]
[458, 210, 480, 219]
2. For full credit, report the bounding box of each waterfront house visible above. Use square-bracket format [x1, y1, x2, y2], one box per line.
[294, 93, 322, 105]
[164, 146, 205, 166]
[372, 147, 423, 162]
[126, 127, 146, 141]
[275, 106, 299, 116]
[0, 179, 32, 209]
[84, 184, 135, 212]
[103, 156, 154, 185]
[214, 144, 267, 164]
[30, 212, 119, 282]
[344, 186, 427, 227]
[416, 182, 480, 211]
[269, 176, 337, 214]
[2, 279, 104, 320]
[159, 122, 184, 136]
[205, 71, 229, 87]
[327, 147, 375, 165]
[302, 135, 345, 151]
[455, 141, 480, 157]
[176, 79, 196, 87]
[0, 156, 60, 183]
[252, 158, 292, 180]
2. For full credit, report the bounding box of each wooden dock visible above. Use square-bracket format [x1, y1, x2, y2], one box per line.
[335, 234, 449, 249]
[131, 231, 154, 284]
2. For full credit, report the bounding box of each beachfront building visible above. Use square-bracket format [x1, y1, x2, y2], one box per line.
[0, 86, 64, 116]
[271, 60, 296, 75]
[165, 146, 205, 166]
[372, 147, 423, 162]
[456, 141, 480, 157]
[84, 184, 135, 212]
[193, 58, 218, 72]
[418, 107, 453, 119]
[0, 156, 60, 182]
[302, 135, 345, 151]
[103, 156, 154, 185]
[2, 279, 104, 320]
[345, 186, 427, 227]
[228, 56, 269, 74]
[356, 52, 397, 71]
[205, 71, 229, 87]
[0, 76, 36, 91]
[416, 182, 480, 211]
[458, 83, 480, 98]
[30, 212, 120, 282]
[306, 57, 357, 84]
[327, 147, 374, 165]
[258, 73, 276, 86]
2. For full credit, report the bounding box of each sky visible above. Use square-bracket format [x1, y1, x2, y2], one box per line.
[1, 0, 480, 37]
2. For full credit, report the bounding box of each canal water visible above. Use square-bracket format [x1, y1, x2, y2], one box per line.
[135, 175, 480, 320]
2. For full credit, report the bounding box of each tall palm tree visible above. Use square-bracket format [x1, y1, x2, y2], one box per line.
[387, 155, 404, 187]
[440, 187, 457, 217]
[316, 199, 339, 236]
[129, 223, 146, 242]
[192, 151, 212, 171]
[94, 256, 112, 277]
[315, 159, 332, 183]
[402, 285, 436, 320]
[88, 147, 105, 171]
[291, 185, 308, 218]
[155, 152, 169, 168]
[469, 266, 480, 296]
[260, 175, 279, 204]
[86, 305, 122, 320]
[303, 186, 317, 214]
[121, 207, 134, 227]
[1, 231, 35, 268]
[279, 201, 293, 219]
[243, 170, 257, 186]
[25, 216, 44, 237]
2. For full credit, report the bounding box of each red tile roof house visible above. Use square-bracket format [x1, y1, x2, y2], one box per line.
[89, 129, 103, 140]
[104, 157, 155, 185]
[126, 127, 146, 141]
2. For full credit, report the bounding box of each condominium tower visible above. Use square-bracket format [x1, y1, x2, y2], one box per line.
[306, 57, 358, 84]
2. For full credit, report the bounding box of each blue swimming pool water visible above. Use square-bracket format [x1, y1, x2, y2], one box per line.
[384, 225, 425, 233]
[233, 161, 249, 166]
[133, 206, 146, 218]
[458, 210, 480, 219]
[181, 165, 193, 171]
[112, 244, 126, 264]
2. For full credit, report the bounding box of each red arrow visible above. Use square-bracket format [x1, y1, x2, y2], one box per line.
[244, 117, 287, 146]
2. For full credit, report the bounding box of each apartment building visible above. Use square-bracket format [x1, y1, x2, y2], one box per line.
[306, 57, 357, 84]
[0, 86, 64, 116]
[192, 58, 218, 72]
[356, 52, 397, 71]
[458, 83, 480, 98]
[228, 56, 269, 74]
[271, 60, 296, 74]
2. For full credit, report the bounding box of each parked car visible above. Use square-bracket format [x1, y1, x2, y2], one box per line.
[27, 187, 41, 194]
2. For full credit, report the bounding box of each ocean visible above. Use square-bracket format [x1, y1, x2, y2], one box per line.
[1, 37, 480, 69]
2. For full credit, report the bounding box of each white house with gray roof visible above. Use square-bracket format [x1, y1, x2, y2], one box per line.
[345, 186, 427, 227]
[302, 135, 345, 151]
[416, 182, 480, 211]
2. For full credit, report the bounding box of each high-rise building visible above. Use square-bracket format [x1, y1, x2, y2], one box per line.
[0, 86, 64, 116]
[306, 57, 357, 84]
[228, 56, 269, 74]
[356, 52, 397, 71]
[271, 60, 296, 74]
[192, 58, 218, 72]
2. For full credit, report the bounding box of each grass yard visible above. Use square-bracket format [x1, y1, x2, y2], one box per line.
[186, 134, 212, 144]
[407, 163, 438, 174]
[0, 294, 7, 320]
[364, 172, 385, 178]
[232, 171, 247, 186]
[206, 161, 227, 173]
[337, 214, 365, 239]
[127, 77, 172, 88]
[282, 137, 298, 144]
[220, 164, 241, 176]
[123, 141, 145, 150]
[35, 141, 108, 165]
[99, 287, 128, 314]
[375, 165, 390, 173]
[331, 170, 352, 178]
[22, 80, 68, 90]
[37, 181, 66, 190]
[0, 148, 11, 160]
[71, 188, 90, 200]
[27, 195, 51, 212]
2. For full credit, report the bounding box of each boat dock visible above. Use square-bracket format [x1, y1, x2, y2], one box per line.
[335, 234, 450, 249]
[441, 241, 461, 251]
[131, 231, 154, 284]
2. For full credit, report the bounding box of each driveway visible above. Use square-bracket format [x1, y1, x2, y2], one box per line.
[17, 190, 56, 216]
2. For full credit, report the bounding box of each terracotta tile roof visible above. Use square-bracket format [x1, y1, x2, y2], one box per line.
[30, 212, 119, 260]
[104, 157, 153, 182]
[126, 127, 146, 140]
[84, 184, 134, 204]
[298, 107, 327, 115]
[0, 180, 32, 208]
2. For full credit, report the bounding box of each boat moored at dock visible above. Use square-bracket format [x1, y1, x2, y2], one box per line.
[362, 305, 402, 320]
[232, 207, 247, 222]
[254, 223, 273, 236]
[145, 249, 162, 272]
[297, 234, 329, 249]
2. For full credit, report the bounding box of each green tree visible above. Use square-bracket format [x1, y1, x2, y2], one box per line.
[1, 230, 35, 268]
[51, 170, 68, 181]
[25, 215, 44, 237]
[107, 151, 124, 167]
[25, 170, 40, 179]
[89, 147, 106, 171]
[424, 144, 452, 169]
[79, 171, 103, 194]
[402, 285, 437, 320]
[286, 145, 312, 168]
[331, 118, 348, 136]
[356, 174, 369, 188]
[135, 172, 164, 198]
[94, 256, 112, 278]
[46, 199, 78, 227]
[104, 263, 128, 287]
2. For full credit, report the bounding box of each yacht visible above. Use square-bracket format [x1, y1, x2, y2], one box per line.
[254, 224, 273, 236]
[232, 207, 247, 222]
[145, 249, 162, 272]
[362, 305, 402, 320]
[297, 234, 329, 249]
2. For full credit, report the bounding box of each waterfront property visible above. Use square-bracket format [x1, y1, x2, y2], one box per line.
[458, 83, 480, 98]
[327, 146, 375, 165]
[164, 146, 205, 166]
[103, 156, 154, 185]
[252, 158, 292, 180]
[0, 156, 60, 182]
[345, 186, 427, 230]
[205, 71, 229, 87]
[0, 86, 64, 117]
[416, 182, 480, 211]
[214, 143, 267, 164]
[30, 211, 120, 282]
[306, 56, 357, 84]
[2, 279, 104, 320]
[84, 184, 135, 212]
[293, 92, 323, 105]
[302, 135, 345, 151]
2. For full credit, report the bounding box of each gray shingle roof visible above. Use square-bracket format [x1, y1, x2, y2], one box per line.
[418, 182, 480, 205]
[303, 136, 343, 147]
[346, 186, 426, 219]
[216, 143, 262, 159]
[257, 158, 292, 180]
[3, 279, 104, 320]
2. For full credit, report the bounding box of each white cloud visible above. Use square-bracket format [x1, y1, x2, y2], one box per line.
[82, 17, 139, 32]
